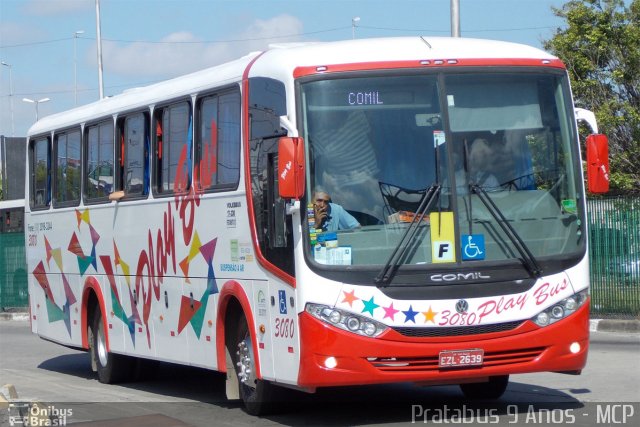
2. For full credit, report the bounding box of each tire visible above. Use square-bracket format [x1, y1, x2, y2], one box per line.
[89, 307, 133, 384]
[229, 315, 278, 416]
[460, 375, 509, 399]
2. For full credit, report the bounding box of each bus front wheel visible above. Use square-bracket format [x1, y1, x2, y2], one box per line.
[459, 375, 509, 399]
[88, 307, 133, 384]
[230, 315, 277, 415]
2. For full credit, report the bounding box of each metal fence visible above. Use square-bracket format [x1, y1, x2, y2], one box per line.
[588, 196, 640, 318]
[0, 232, 28, 310]
[0, 197, 638, 317]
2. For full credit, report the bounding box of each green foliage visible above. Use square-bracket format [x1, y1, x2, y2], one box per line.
[544, 0, 640, 194]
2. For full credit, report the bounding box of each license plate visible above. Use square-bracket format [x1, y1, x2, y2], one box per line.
[439, 349, 484, 368]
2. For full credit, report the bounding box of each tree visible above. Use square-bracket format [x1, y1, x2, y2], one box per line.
[544, 0, 640, 193]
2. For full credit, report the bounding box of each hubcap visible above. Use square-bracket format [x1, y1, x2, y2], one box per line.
[97, 320, 108, 367]
[236, 335, 256, 389]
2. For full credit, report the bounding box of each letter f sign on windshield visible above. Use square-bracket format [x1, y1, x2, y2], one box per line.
[433, 241, 454, 262]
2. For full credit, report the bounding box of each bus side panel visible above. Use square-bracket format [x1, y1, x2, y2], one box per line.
[268, 281, 300, 385]
[251, 280, 274, 379]
[99, 274, 125, 355]
[118, 274, 155, 359]
[187, 277, 219, 369]
[29, 270, 85, 348]
[151, 275, 188, 362]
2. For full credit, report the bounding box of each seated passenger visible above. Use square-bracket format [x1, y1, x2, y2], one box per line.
[313, 190, 360, 232]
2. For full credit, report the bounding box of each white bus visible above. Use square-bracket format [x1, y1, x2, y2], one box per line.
[26, 37, 609, 415]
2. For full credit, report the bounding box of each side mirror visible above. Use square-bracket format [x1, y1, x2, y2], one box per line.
[586, 134, 609, 194]
[278, 137, 305, 199]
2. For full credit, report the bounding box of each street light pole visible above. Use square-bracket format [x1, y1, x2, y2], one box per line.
[451, 0, 461, 37]
[22, 97, 50, 122]
[352, 16, 360, 39]
[1, 62, 15, 136]
[74, 30, 85, 106]
[95, 0, 105, 99]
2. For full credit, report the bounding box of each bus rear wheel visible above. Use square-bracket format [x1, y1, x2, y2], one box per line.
[230, 315, 277, 416]
[460, 375, 509, 399]
[88, 307, 133, 384]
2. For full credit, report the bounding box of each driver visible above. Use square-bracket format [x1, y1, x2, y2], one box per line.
[313, 190, 360, 232]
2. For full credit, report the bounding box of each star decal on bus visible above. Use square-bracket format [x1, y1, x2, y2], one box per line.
[402, 305, 418, 323]
[341, 289, 359, 307]
[382, 302, 399, 320]
[361, 296, 380, 316]
[422, 306, 438, 324]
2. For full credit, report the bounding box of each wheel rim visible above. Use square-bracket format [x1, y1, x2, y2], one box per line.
[96, 317, 108, 367]
[236, 333, 257, 390]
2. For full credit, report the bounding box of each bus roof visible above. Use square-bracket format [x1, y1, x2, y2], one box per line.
[28, 37, 559, 137]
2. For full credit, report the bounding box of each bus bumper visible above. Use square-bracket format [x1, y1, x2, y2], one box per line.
[297, 302, 589, 388]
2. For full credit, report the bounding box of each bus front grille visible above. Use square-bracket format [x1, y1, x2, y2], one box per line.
[367, 347, 545, 372]
[391, 320, 524, 337]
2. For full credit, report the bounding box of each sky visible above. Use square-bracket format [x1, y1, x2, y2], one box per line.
[0, 0, 572, 137]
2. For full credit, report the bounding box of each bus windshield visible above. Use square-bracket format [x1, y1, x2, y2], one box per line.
[300, 70, 583, 272]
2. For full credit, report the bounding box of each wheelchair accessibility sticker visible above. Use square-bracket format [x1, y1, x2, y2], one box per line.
[462, 234, 485, 260]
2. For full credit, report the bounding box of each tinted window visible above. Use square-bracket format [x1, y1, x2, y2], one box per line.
[54, 129, 81, 206]
[156, 102, 191, 194]
[30, 137, 50, 209]
[85, 121, 114, 201]
[123, 113, 148, 196]
[196, 90, 240, 191]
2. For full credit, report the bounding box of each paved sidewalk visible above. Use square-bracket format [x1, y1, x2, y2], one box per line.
[2, 311, 639, 333]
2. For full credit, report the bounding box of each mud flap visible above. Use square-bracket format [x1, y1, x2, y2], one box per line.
[225, 347, 240, 400]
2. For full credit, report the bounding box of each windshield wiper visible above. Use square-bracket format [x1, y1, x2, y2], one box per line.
[375, 184, 441, 287]
[470, 184, 542, 278]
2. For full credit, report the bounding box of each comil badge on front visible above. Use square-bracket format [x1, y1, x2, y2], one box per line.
[455, 299, 469, 314]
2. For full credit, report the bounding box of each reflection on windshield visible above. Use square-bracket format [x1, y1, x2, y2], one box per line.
[300, 71, 582, 271]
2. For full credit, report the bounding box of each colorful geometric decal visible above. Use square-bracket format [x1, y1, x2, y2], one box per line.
[175, 237, 219, 339]
[32, 190, 227, 350]
[179, 231, 202, 282]
[100, 254, 141, 345]
[32, 260, 74, 336]
[68, 232, 95, 275]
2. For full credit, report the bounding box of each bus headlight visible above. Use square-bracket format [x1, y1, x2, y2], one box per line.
[531, 290, 589, 327]
[306, 303, 388, 338]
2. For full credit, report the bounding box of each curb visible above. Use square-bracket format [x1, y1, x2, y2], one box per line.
[3, 311, 639, 333]
[0, 312, 29, 321]
[590, 318, 640, 333]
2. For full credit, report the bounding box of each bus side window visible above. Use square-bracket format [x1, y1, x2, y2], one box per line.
[154, 101, 192, 195]
[30, 136, 51, 210]
[118, 112, 149, 198]
[85, 120, 115, 202]
[53, 128, 81, 208]
[195, 89, 241, 191]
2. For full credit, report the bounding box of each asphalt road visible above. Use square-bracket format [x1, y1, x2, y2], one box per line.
[0, 320, 638, 426]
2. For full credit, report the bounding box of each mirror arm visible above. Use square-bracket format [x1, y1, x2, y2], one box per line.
[279, 115, 298, 137]
[286, 200, 300, 216]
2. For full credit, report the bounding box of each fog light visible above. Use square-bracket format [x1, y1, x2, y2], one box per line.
[569, 342, 581, 354]
[346, 316, 360, 331]
[324, 356, 337, 369]
[551, 305, 564, 319]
